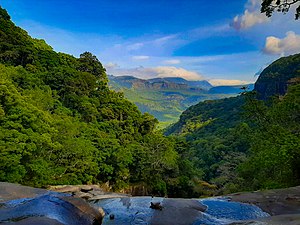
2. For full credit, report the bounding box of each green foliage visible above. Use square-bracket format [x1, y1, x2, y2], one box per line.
[0, 7, 10, 20]
[238, 84, 300, 190]
[108, 79, 239, 128]
[166, 54, 300, 194]
[0, 7, 201, 196]
[2, 5, 299, 198]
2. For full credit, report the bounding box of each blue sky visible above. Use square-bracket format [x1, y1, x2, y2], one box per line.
[1, 0, 300, 85]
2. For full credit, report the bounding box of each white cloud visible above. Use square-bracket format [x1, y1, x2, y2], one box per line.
[132, 55, 150, 60]
[263, 31, 300, 55]
[104, 62, 119, 70]
[163, 59, 181, 65]
[231, 0, 270, 30]
[127, 43, 144, 51]
[188, 24, 231, 39]
[209, 79, 251, 86]
[108, 66, 204, 80]
[153, 35, 178, 46]
[152, 67, 203, 80]
[232, 10, 270, 30]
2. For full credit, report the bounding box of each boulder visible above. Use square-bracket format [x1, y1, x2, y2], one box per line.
[0, 182, 103, 225]
[150, 198, 207, 225]
[229, 186, 300, 216]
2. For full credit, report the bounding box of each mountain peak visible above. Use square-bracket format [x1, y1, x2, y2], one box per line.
[109, 75, 213, 90]
[254, 53, 300, 100]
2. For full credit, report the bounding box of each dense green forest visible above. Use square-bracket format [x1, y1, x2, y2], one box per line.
[0, 6, 299, 197]
[0, 6, 204, 196]
[108, 75, 246, 128]
[166, 54, 300, 194]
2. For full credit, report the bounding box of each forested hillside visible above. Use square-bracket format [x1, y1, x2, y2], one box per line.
[166, 54, 300, 193]
[1, 5, 299, 198]
[108, 75, 246, 127]
[0, 7, 203, 196]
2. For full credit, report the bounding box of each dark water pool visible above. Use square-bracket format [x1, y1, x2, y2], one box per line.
[196, 198, 269, 225]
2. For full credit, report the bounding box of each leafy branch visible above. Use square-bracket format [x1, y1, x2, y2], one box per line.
[261, 0, 300, 19]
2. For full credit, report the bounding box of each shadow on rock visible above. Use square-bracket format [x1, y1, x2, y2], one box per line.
[0, 183, 103, 225]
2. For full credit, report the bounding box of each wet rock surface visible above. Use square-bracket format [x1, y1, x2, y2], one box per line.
[0, 182, 47, 202]
[228, 186, 300, 224]
[2, 183, 300, 225]
[92, 197, 268, 225]
[1, 217, 64, 225]
[49, 184, 130, 201]
[0, 182, 103, 225]
[150, 198, 207, 225]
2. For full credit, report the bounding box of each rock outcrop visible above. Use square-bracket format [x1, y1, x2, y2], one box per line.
[2, 182, 300, 225]
[49, 184, 130, 200]
[229, 186, 300, 224]
[254, 53, 300, 100]
[0, 182, 103, 225]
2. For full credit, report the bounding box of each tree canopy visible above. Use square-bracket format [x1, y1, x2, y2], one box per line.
[0, 6, 205, 197]
[261, 0, 300, 19]
[166, 53, 300, 194]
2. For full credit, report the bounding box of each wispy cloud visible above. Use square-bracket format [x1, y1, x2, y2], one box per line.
[108, 66, 204, 80]
[163, 59, 181, 65]
[132, 55, 150, 60]
[263, 31, 300, 56]
[16, 16, 282, 85]
[104, 62, 119, 70]
[187, 24, 231, 39]
[153, 34, 179, 46]
[231, 0, 270, 30]
[209, 79, 251, 86]
[127, 43, 144, 51]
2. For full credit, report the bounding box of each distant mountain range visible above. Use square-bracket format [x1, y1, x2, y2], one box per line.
[108, 75, 253, 127]
[109, 75, 253, 93]
[108, 75, 213, 91]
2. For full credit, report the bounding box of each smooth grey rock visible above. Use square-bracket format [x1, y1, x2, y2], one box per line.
[0, 182, 47, 202]
[1, 217, 64, 225]
[89, 193, 130, 201]
[229, 186, 300, 216]
[150, 198, 207, 225]
[89, 190, 105, 196]
[0, 182, 103, 225]
[81, 186, 93, 192]
[48, 185, 81, 193]
[93, 197, 209, 225]
[74, 192, 94, 200]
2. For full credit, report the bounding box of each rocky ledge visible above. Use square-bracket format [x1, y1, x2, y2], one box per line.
[48, 184, 130, 201]
[228, 186, 300, 224]
[0, 182, 104, 225]
[1, 182, 300, 225]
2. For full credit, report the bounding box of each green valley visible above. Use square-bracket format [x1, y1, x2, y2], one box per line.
[0, 4, 300, 199]
[0, 7, 198, 196]
[166, 53, 300, 194]
[108, 75, 253, 128]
